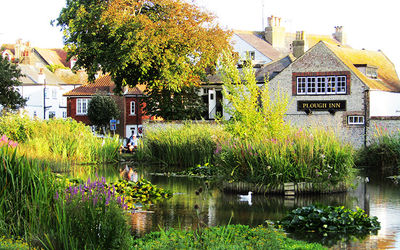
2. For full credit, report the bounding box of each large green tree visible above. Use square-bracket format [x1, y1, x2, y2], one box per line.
[55, 0, 232, 93]
[0, 56, 27, 110]
[144, 85, 206, 120]
[87, 92, 120, 133]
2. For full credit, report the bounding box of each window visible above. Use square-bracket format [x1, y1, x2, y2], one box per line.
[62, 111, 67, 118]
[76, 98, 90, 115]
[348, 115, 364, 125]
[247, 51, 255, 60]
[130, 101, 136, 115]
[297, 75, 347, 95]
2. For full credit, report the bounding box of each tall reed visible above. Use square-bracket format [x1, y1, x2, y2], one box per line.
[215, 127, 355, 189]
[0, 113, 120, 164]
[137, 122, 229, 170]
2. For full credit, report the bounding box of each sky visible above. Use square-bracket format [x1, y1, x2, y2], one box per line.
[1, 0, 399, 72]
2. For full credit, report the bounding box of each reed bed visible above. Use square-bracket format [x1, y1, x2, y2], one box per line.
[215, 127, 355, 189]
[0, 142, 131, 249]
[0, 113, 120, 164]
[137, 122, 230, 170]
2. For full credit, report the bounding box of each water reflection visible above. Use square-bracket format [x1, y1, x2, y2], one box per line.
[67, 164, 400, 248]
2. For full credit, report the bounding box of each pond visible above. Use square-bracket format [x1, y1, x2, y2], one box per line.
[69, 164, 400, 249]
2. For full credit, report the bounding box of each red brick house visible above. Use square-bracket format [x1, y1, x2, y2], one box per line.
[63, 74, 149, 138]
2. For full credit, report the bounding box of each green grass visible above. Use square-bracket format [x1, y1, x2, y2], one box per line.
[0, 113, 120, 164]
[132, 224, 326, 249]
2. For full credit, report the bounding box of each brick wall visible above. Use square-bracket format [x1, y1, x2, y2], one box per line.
[67, 97, 91, 125]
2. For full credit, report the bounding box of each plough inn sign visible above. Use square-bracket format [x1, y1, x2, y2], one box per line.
[297, 100, 346, 112]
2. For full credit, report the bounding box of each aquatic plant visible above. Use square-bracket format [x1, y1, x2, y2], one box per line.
[358, 124, 400, 168]
[137, 122, 229, 169]
[215, 127, 355, 189]
[278, 205, 380, 246]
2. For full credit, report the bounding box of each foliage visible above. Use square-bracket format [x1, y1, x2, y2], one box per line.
[137, 122, 230, 169]
[0, 56, 27, 110]
[63, 177, 173, 209]
[0, 145, 59, 243]
[55, 0, 232, 93]
[357, 125, 400, 167]
[55, 177, 132, 250]
[87, 92, 121, 132]
[46, 64, 68, 73]
[0, 236, 37, 250]
[219, 50, 290, 140]
[278, 205, 380, 246]
[132, 224, 325, 249]
[0, 113, 120, 164]
[215, 127, 355, 189]
[177, 163, 217, 177]
[144, 85, 206, 120]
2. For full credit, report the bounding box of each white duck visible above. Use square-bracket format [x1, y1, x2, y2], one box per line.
[239, 191, 253, 206]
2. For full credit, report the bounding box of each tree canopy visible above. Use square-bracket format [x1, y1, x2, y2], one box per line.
[56, 0, 232, 93]
[87, 92, 120, 132]
[144, 85, 206, 120]
[0, 56, 27, 110]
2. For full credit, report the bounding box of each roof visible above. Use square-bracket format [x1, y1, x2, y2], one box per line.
[234, 31, 281, 61]
[255, 54, 295, 82]
[18, 64, 66, 84]
[63, 74, 145, 96]
[34, 48, 69, 67]
[323, 41, 400, 92]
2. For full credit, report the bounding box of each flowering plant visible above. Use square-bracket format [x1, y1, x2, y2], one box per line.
[0, 134, 18, 148]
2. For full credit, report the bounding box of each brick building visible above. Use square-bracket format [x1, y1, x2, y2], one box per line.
[63, 74, 149, 138]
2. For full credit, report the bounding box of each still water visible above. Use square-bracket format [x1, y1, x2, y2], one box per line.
[70, 165, 400, 249]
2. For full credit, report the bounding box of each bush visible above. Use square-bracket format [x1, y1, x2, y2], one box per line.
[133, 224, 325, 249]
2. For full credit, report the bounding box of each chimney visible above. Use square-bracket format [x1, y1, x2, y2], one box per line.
[264, 15, 286, 48]
[292, 31, 306, 58]
[333, 26, 346, 44]
[38, 68, 46, 84]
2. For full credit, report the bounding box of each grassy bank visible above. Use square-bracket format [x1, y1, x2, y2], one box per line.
[0, 113, 120, 164]
[133, 224, 326, 249]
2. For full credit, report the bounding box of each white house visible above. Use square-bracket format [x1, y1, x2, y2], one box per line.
[1, 40, 85, 119]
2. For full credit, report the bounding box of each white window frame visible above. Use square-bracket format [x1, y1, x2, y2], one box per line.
[348, 115, 364, 125]
[76, 98, 90, 115]
[130, 101, 136, 115]
[297, 75, 347, 95]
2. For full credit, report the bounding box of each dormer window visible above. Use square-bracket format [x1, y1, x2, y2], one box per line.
[366, 66, 378, 79]
[354, 64, 378, 79]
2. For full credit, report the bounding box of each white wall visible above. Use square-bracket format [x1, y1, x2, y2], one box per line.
[17, 84, 77, 119]
[232, 34, 272, 64]
[369, 90, 400, 117]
